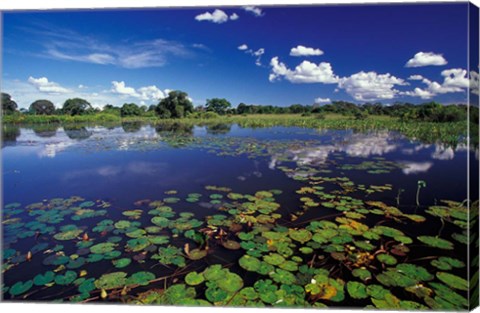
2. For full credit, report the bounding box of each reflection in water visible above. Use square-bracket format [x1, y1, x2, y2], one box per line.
[155, 123, 194, 136]
[270, 132, 398, 167]
[401, 161, 433, 175]
[63, 125, 93, 140]
[122, 122, 142, 133]
[62, 161, 169, 181]
[31, 124, 59, 138]
[205, 123, 232, 135]
[2, 124, 20, 147]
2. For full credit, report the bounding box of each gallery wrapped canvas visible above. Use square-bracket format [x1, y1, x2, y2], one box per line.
[1, 1, 479, 311]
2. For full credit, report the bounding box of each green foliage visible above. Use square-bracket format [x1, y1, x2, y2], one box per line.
[120, 103, 143, 117]
[30, 100, 55, 115]
[2, 92, 18, 115]
[155, 90, 193, 118]
[206, 98, 232, 115]
[62, 98, 93, 116]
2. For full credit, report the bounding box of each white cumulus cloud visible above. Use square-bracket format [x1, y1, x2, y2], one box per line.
[405, 52, 447, 67]
[290, 45, 324, 57]
[195, 9, 231, 24]
[230, 13, 239, 20]
[244, 6, 264, 17]
[27, 76, 71, 94]
[403, 68, 469, 99]
[269, 57, 339, 84]
[137, 86, 165, 101]
[338, 71, 407, 101]
[238, 44, 248, 50]
[111, 81, 139, 97]
[314, 97, 331, 103]
[110, 81, 167, 102]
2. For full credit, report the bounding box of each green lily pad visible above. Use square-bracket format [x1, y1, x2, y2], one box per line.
[396, 264, 433, 281]
[127, 271, 155, 286]
[9, 280, 33, 296]
[239, 255, 262, 272]
[269, 268, 297, 284]
[33, 271, 55, 286]
[288, 229, 312, 244]
[90, 242, 116, 254]
[185, 272, 205, 286]
[376, 253, 397, 265]
[347, 281, 368, 299]
[263, 253, 285, 266]
[436, 272, 468, 291]
[94, 272, 127, 289]
[54, 228, 83, 241]
[78, 278, 96, 294]
[222, 240, 241, 250]
[55, 270, 78, 285]
[217, 272, 244, 293]
[417, 236, 454, 250]
[126, 238, 150, 252]
[352, 268, 371, 281]
[113, 258, 132, 269]
[203, 264, 226, 281]
[188, 249, 207, 260]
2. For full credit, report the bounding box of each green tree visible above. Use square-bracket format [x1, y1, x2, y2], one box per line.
[155, 90, 193, 118]
[62, 98, 92, 116]
[1, 93, 18, 115]
[120, 103, 142, 117]
[206, 98, 231, 115]
[29, 100, 55, 115]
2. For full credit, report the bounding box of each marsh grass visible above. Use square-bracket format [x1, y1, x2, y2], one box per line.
[2, 113, 471, 146]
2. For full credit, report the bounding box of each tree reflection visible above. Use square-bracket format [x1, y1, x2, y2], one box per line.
[32, 124, 59, 138]
[122, 122, 142, 133]
[205, 123, 232, 135]
[2, 124, 20, 147]
[63, 125, 93, 140]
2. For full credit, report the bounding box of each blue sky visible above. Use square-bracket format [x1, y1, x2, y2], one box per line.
[1, 3, 478, 109]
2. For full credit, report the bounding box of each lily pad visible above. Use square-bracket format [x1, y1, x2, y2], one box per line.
[417, 236, 454, 250]
[347, 281, 368, 299]
[33, 271, 55, 286]
[113, 258, 132, 269]
[9, 280, 33, 296]
[239, 255, 261, 272]
[94, 272, 127, 289]
[185, 272, 205, 286]
[55, 270, 78, 285]
[436, 272, 468, 291]
[127, 271, 155, 286]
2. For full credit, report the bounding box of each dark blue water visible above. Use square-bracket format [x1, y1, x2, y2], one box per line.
[1, 123, 478, 303]
[3, 124, 477, 209]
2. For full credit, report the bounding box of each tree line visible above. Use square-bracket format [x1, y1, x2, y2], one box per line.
[1, 91, 477, 123]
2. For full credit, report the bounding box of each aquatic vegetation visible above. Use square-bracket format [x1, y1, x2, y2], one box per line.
[1, 121, 476, 309]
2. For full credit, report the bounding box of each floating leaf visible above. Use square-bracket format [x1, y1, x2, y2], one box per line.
[436, 272, 468, 291]
[94, 272, 127, 290]
[239, 255, 261, 272]
[54, 228, 83, 241]
[55, 270, 78, 285]
[217, 272, 244, 293]
[222, 240, 241, 250]
[185, 272, 205, 286]
[90, 242, 116, 254]
[113, 258, 131, 269]
[347, 281, 368, 299]
[127, 271, 155, 286]
[188, 249, 207, 260]
[417, 236, 454, 250]
[9, 280, 33, 296]
[376, 253, 397, 265]
[33, 271, 55, 286]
